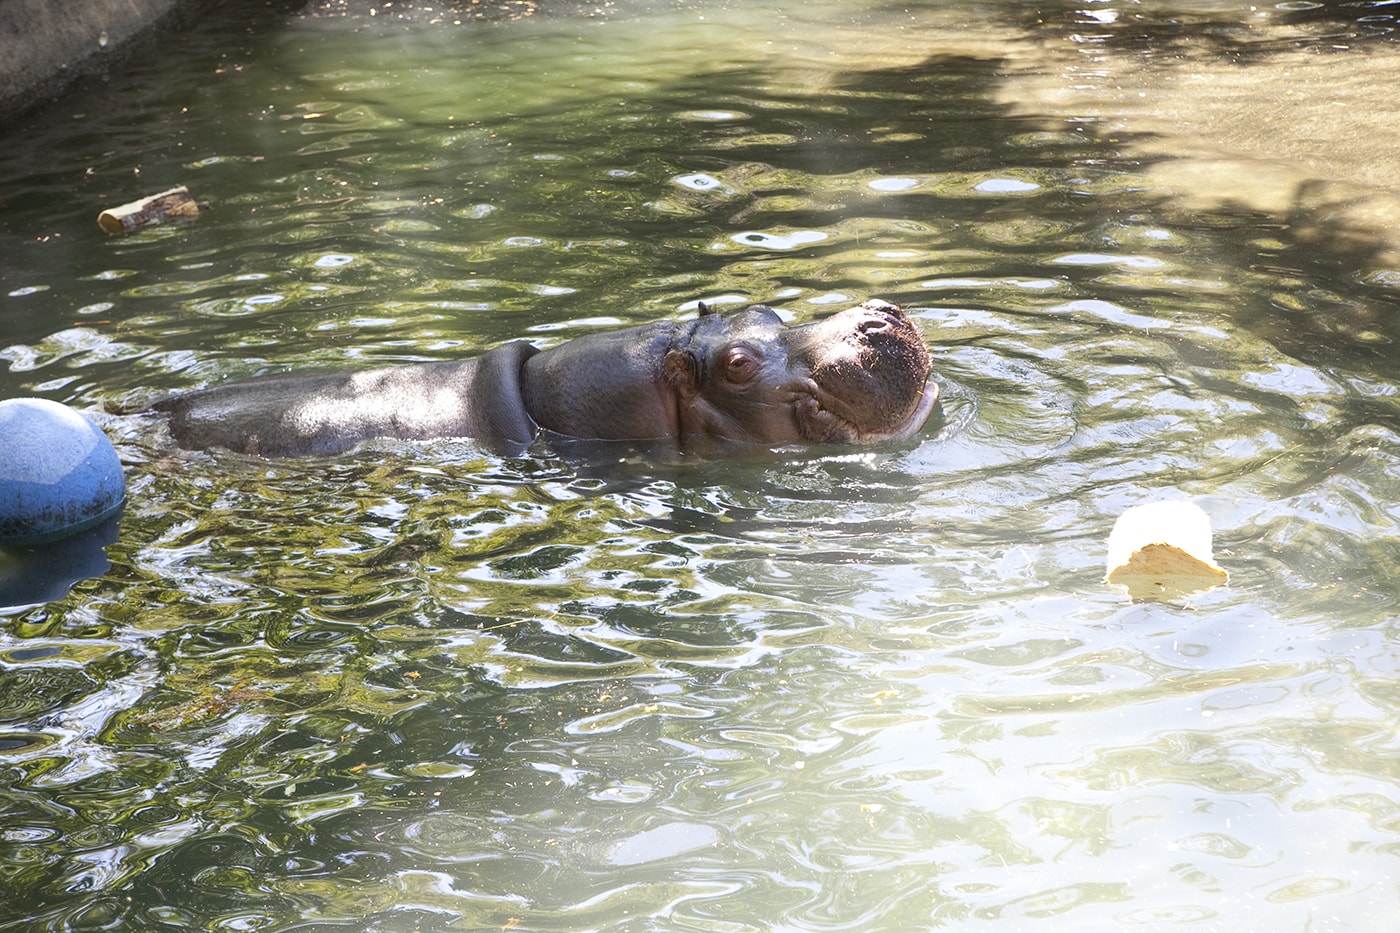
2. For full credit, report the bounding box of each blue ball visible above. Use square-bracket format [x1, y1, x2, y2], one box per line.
[0, 398, 126, 547]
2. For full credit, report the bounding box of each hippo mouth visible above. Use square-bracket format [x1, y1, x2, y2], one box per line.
[798, 376, 940, 443]
[793, 299, 938, 443]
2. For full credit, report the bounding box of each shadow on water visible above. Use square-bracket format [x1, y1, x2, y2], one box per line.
[0, 512, 123, 614]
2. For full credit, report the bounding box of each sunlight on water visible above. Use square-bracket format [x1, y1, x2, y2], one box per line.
[2, 0, 1400, 930]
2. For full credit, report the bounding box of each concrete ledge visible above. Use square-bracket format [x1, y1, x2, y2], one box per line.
[0, 0, 200, 123]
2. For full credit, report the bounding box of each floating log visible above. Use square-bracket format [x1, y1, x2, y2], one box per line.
[98, 185, 199, 235]
[1105, 500, 1227, 600]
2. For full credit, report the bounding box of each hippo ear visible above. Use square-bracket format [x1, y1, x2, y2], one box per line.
[663, 349, 701, 397]
[697, 301, 715, 317]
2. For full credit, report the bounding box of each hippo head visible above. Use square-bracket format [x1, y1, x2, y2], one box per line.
[662, 299, 938, 450]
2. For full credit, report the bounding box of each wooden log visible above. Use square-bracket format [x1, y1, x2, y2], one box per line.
[98, 185, 199, 235]
[1105, 500, 1227, 600]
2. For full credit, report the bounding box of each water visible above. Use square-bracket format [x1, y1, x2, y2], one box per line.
[3, 1, 1400, 929]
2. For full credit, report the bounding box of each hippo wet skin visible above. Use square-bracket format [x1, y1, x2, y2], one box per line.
[150, 299, 938, 457]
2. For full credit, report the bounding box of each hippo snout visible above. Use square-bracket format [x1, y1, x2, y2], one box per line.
[796, 300, 934, 437]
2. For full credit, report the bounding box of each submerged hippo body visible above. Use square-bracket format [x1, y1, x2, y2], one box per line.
[151, 299, 938, 457]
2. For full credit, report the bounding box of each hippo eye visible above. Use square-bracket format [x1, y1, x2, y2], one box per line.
[723, 347, 759, 384]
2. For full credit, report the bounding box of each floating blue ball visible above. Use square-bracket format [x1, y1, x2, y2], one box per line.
[0, 398, 126, 547]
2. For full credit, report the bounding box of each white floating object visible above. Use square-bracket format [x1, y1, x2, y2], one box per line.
[1105, 500, 1227, 600]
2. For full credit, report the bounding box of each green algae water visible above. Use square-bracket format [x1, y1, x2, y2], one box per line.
[3, 1, 1400, 929]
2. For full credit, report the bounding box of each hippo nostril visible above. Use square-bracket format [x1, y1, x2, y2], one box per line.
[858, 316, 893, 335]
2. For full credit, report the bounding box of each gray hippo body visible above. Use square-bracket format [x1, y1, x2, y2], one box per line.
[151, 299, 938, 457]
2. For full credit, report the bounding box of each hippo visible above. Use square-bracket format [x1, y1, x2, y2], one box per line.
[147, 299, 938, 457]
